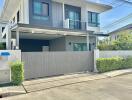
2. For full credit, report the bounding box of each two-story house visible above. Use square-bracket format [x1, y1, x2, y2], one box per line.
[0, 0, 112, 52]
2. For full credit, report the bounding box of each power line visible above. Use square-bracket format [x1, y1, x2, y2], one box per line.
[101, 0, 131, 8]
[121, 0, 132, 4]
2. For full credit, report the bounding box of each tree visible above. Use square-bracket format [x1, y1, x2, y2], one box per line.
[113, 33, 132, 50]
[98, 32, 132, 50]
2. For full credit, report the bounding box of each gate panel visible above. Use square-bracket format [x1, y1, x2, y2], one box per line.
[22, 51, 94, 79]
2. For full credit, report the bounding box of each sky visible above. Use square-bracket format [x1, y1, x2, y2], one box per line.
[0, 0, 132, 27]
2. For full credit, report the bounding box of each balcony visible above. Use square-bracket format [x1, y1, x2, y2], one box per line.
[64, 19, 100, 31]
[64, 19, 87, 31]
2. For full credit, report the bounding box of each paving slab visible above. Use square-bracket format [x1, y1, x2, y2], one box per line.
[23, 73, 108, 93]
[0, 85, 26, 98]
[2, 74, 132, 100]
[103, 68, 132, 77]
[23, 69, 132, 93]
[23, 73, 94, 86]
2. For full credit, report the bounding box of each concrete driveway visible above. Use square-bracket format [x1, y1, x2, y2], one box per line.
[2, 73, 132, 100]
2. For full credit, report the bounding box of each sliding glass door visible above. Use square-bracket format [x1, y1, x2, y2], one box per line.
[65, 4, 81, 30]
[69, 11, 81, 29]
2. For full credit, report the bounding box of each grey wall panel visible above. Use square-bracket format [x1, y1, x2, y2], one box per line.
[65, 36, 96, 51]
[49, 37, 66, 51]
[52, 2, 63, 28]
[22, 51, 94, 79]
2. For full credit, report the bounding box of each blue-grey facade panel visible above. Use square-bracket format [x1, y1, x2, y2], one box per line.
[52, 2, 63, 28]
[29, 0, 52, 26]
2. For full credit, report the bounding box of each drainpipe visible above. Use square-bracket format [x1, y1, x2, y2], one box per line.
[95, 36, 98, 49]
[62, 2, 65, 28]
[6, 24, 11, 50]
[16, 28, 19, 50]
[87, 32, 89, 51]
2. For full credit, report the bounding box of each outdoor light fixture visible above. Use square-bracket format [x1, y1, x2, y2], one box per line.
[32, 30, 35, 33]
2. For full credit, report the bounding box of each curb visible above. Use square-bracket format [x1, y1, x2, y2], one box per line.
[101, 68, 132, 78]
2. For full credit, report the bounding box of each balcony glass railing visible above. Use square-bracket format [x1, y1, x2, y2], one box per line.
[88, 22, 100, 27]
[64, 19, 100, 30]
[69, 19, 87, 30]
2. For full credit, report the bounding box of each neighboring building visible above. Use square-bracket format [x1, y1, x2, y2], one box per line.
[102, 13, 132, 41]
[109, 24, 132, 41]
[0, 19, 8, 43]
[0, 0, 112, 52]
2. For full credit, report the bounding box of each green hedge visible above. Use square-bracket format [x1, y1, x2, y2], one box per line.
[96, 56, 132, 73]
[10, 61, 24, 85]
[123, 57, 132, 69]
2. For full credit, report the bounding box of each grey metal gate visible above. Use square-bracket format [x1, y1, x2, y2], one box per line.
[22, 51, 94, 79]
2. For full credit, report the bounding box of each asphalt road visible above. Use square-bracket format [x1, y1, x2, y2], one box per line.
[2, 74, 132, 100]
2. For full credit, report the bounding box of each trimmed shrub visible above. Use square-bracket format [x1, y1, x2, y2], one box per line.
[123, 57, 132, 69]
[10, 61, 24, 85]
[96, 57, 123, 73]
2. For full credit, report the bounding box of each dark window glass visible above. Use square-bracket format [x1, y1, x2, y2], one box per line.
[88, 11, 99, 27]
[68, 11, 81, 29]
[33, 1, 49, 20]
[13, 17, 15, 23]
[17, 11, 20, 22]
[2, 27, 5, 32]
[73, 43, 87, 51]
[34, 1, 41, 15]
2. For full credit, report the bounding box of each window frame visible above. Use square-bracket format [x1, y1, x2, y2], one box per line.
[33, 1, 49, 17]
[88, 11, 99, 27]
[2, 27, 5, 33]
[73, 43, 87, 51]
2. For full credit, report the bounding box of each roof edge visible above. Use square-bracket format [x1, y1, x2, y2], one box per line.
[0, 0, 9, 18]
[85, 0, 112, 11]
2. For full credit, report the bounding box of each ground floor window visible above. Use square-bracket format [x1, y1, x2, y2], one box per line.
[73, 43, 87, 51]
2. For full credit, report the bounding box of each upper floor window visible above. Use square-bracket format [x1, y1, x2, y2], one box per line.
[13, 17, 15, 23]
[88, 11, 99, 27]
[2, 27, 5, 32]
[33, 1, 49, 20]
[17, 11, 20, 23]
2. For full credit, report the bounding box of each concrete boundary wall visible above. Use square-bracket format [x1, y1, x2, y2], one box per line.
[100, 51, 132, 58]
[94, 50, 132, 72]
[0, 50, 21, 84]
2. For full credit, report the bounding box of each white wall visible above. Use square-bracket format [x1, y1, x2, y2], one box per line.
[100, 51, 132, 58]
[9, 0, 29, 24]
[0, 50, 21, 84]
